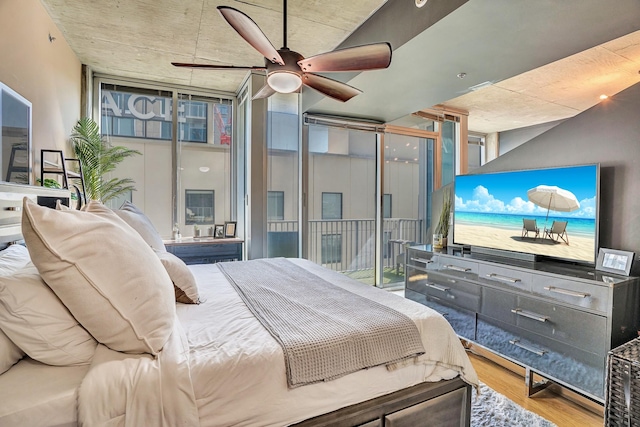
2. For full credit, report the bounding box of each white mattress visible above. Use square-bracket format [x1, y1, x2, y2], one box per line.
[0, 259, 477, 427]
[181, 259, 477, 427]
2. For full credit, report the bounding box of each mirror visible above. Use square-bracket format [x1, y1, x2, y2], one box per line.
[1, 82, 32, 185]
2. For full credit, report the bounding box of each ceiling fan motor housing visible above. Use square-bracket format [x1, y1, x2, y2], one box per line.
[266, 48, 305, 93]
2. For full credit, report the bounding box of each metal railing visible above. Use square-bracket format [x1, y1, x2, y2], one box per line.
[267, 218, 423, 273]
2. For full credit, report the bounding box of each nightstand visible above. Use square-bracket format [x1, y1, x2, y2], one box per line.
[164, 237, 243, 264]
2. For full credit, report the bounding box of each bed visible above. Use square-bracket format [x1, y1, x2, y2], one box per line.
[0, 184, 478, 427]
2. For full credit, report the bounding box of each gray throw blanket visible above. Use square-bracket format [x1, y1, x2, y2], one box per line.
[217, 258, 425, 388]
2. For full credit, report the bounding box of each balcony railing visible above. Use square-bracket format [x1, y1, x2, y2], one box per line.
[267, 218, 423, 273]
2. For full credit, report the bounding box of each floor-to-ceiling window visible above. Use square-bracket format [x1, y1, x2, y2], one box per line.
[177, 93, 232, 237]
[266, 93, 299, 257]
[96, 79, 234, 238]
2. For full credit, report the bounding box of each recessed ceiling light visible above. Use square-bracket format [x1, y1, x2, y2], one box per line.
[599, 94, 609, 100]
[199, 166, 210, 172]
[415, 0, 427, 8]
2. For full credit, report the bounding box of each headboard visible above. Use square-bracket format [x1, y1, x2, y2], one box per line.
[0, 182, 71, 249]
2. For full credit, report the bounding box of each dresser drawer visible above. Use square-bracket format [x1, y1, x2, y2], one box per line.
[435, 256, 478, 279]
[478, 263, 532, 292]
[405, 289, 476, 340]
[406, 249, 437, 270]
[409, 271, 481, 312]
[481, 287, 607, 356]
[515, 296, 607, 357]
[476, 317, 605, 399]
[531, 275, 609, 313]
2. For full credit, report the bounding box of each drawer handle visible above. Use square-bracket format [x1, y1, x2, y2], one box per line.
[4, 206, 21, 211]
[444, 264, 471, 272]
[411, 257, 433, 264]
[427, 283, 450, 292]
[509, 339, 547, 356]
[486, 273, 521, 283]
[543, 286, 590, 299]
[511, 308, 549, 323]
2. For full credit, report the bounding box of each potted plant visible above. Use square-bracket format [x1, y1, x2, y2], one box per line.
[434, 189, 452, 249]
[70, 117, 141, 203]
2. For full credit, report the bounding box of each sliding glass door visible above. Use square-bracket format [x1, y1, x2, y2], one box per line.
[382, 133, 434, 286]
[306, 125, 378, 284]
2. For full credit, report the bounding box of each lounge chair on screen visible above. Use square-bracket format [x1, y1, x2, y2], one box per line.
[522, 219, 539, 239]
[544, 220, 569, 244]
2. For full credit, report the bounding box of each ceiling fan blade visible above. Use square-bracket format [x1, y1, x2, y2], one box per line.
[252, 84, 277, 100]
[302, 73, 362, 102]
[298, 43, 392, 73]
[217, 6, 285, 66]
[172, 62, 266, 71]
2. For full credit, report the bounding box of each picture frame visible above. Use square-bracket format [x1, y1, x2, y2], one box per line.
[596, 248, 635, 276]
[224, 221, 237, 238]
[213, 224, 225, 239]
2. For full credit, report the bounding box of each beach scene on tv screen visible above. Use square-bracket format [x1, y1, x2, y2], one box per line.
[454, 165, 597, 263]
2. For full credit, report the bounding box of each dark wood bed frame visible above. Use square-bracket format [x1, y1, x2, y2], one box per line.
[1, 183, 471, 427]
[293, 377, 471, 427]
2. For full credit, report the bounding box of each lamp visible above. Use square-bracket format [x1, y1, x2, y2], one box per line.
[267, 71, 302, 93]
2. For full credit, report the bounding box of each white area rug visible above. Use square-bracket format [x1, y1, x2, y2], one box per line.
[472, 382, 557, 427]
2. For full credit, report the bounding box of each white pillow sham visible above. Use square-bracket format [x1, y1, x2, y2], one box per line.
[155, 250, 200, 304]
[0, 328, 23, 374]
[21, 198, 176, 355]
[0, 264, 97, 366]
[0, 244, 31, 277]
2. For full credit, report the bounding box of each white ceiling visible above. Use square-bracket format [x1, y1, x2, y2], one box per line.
[40, 0, 640, 134]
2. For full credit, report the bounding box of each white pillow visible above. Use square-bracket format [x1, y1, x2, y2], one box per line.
[21, 198, 176, 355]
[115, 201, 166, 252]
[155, 250, 200, 304]
[0, 264, 97, 365]
[0, 328, 23, 374]
[0, 244, 31, 277]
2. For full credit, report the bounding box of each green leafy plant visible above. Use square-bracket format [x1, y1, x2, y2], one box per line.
[70, 117, 141, 203]
[435, 188, 452, 238]
[37, 178, 62, 189]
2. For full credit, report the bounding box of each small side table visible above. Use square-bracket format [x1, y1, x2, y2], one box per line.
[164, 237, 243, 265]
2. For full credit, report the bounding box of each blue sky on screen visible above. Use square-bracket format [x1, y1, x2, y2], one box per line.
[454, 165, 597, 218]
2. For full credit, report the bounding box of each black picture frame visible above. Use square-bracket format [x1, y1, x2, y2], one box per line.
[224, 221, 237, 238]
[596, 248, 635, 276]
[213, 224, 225, 239]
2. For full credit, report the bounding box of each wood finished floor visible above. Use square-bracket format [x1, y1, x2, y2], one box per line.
[468, 352, 603, 427]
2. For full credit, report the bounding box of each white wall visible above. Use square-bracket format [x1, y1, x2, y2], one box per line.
[0, 0, 81, 181]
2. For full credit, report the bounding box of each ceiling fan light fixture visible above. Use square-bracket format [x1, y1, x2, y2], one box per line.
[267, 71, 302, 93]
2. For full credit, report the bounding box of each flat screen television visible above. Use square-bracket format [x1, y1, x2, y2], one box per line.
[453, 164, 599, 264]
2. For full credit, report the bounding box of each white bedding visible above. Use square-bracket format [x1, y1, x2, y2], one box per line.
[181, 259, 478, 427]
[0, 258, 478, 427]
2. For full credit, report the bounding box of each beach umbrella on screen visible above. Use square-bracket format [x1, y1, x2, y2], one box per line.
[526, 185, 580, 226]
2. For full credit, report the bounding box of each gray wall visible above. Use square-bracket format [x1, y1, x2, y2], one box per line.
[479, 81, 640, 273]
[499, 119, 566, 155]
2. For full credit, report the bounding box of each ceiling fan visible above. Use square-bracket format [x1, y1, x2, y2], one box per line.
[171, 0, 392, 102]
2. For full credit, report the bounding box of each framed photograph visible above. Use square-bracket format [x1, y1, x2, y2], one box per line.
[596, 248, 635, 276]
[224, 221, 237, 238]
[213, 224, 225, 239]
